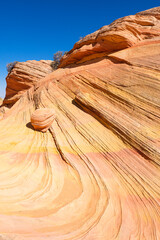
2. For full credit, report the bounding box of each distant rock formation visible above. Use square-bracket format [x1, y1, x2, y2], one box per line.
[60, 7, 160, 67]
[4, 60, 53, 105]
[0, 7, 160, 240]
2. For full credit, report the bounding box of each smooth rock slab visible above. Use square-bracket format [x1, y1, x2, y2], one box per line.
[31, 108, 55, 132]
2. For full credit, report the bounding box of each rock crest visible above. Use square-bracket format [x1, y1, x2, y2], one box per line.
[60, 7, 160, 67]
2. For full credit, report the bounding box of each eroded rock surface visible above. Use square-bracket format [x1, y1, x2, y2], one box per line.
[0, 7, 159, 240]
[60, 7, 160, 67]
[4, 60, 53, 105]
[31, 108, 56, 132]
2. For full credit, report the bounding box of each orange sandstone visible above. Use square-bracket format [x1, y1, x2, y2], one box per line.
[59, 7, 160, 67]
[4, 60, 53, 105]
[0, 7, 159, 240]
[31, 108, 56, 132]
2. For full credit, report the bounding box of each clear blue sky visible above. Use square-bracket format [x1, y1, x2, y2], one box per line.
[0, 0, 158, 98]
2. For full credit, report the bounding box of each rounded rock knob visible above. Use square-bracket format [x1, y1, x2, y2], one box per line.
[31, 108, 55, 132]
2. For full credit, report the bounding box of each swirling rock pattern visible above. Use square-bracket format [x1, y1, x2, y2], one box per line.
[0, 7, 160, 240]
[31, 108, 56, 132]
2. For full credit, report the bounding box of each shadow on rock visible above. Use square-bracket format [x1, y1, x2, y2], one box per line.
[26, 122, 35, 130]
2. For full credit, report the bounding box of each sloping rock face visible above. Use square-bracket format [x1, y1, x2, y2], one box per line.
[0, 7, 160, 240]
[4, 60, 53, 105]
[59, 7, 160, 67]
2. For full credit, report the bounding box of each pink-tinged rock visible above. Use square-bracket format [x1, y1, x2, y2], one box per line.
[4, 60, 53, 105]
[59, 7, 160, 67]
[0, 7, 159, 240]
[31, 108, 56, 132]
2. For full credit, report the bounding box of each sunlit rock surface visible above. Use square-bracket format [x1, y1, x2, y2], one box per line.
[4, 60, 53, 105]
[0, 7, 160, 240]
[31, 108, 56, 132]
[60, 6, 160, 67]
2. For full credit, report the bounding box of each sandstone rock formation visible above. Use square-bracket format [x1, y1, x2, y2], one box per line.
[31, 108, 56, 132]
[0, 7, 159, 240]
[59, 6, 160, 67]
[4, 60, 53, 105]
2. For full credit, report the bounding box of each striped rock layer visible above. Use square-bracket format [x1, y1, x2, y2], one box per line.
[31, 108, 56, 132]
[60, 6, 160, 67]
[4, 60, 53, 105]
[0, 7, 160, 240]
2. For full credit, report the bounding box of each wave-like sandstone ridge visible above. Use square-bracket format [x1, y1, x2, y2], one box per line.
[0, 7, 160, 240]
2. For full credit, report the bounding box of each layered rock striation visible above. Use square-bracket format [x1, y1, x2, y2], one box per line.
[4, 60, 53, 105]
[59, 7, 160, 67]
[31, 108, 56, 132]
[0, 7, 160, 240]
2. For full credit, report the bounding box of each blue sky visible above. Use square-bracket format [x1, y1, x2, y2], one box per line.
[0, 0, 158, 98]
